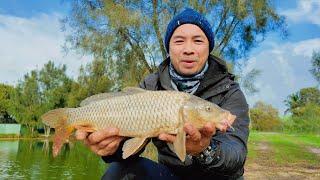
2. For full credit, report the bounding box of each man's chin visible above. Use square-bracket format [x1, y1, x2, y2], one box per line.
[178, 69, 198, 76]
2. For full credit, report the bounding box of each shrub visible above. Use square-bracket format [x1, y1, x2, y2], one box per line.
[284, 103, 320, 134]
[250, 101, 282, 131]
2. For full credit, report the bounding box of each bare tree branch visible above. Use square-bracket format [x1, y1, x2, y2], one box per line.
[220, 20, 240, 54]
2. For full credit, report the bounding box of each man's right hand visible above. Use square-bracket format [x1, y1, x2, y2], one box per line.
[75, 127, 125, 156]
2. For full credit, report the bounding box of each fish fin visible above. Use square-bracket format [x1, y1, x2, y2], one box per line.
[41, 108, 72, 128]
[173, 127, 186, 162]
[171, 107, 187, 162]
[53, 125, 75, 157]
[41, 108, 75, 157]
[80, 88, 145, 107]
[122, 87, 146, 93]
[80, 92, 121, 107]
[122, 137, 148, 159]
[74, 125, 96, 132]
[167, 143, 175, 153]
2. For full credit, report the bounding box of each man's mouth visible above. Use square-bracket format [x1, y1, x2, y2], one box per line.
[180, 60, 197, 68]
[181, 60, 196, 63]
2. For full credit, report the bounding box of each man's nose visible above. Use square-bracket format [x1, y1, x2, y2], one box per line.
[183, 42, 195, 55]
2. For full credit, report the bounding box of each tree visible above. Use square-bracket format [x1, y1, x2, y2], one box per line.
[38, 61, 73, 136]
[250, 101, 282, 131]
[10, 71, 42, 136]
[67, 58, 113, 107]
[63, 0, 286, 88]
[234, 60, 261, 95]
[285, 87, 320, 115]
[0, 84, 16, 123]
[39, 61, 72, 108]
[285, 103, 320, 134]
[310, 50, 320, 85]
[8, 62, 76, 136]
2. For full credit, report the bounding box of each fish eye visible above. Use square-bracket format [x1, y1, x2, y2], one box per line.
[205, 106, 211, 112]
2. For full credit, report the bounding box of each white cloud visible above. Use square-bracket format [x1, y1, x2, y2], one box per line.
[0, 13, 93, 85]
[282, 0, 320, 26]
[293, 38, 320, 57]
[241, 38, 320, 114]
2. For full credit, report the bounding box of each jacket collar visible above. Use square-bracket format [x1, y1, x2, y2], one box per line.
[158, 55, 233, 94]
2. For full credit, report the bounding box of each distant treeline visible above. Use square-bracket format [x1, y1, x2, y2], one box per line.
[0, 60, 319, 136]
[251, 87, 320, 134]
[0, 60, 113, 136]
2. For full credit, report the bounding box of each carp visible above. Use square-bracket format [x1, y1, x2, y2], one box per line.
[41, 87, 236, 162]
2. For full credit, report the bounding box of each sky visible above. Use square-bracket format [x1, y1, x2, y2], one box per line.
[0, 0, 319, 114]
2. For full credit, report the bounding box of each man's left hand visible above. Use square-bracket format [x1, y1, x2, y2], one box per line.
[159, 122, 216, 155]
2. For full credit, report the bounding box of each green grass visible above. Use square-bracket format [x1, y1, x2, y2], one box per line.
[141, 132, 320, 166]
[294, 134, 320, 148]
[248, 132, 320, 166]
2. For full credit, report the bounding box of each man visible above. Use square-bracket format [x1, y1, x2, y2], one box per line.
[76, 8, 250, 180]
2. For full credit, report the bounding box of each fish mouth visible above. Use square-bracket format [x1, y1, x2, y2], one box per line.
[215, 112, 236, 132]
[228, 113, 236, 124]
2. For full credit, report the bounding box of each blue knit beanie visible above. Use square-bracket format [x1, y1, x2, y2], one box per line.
[164, 8, 214, 53]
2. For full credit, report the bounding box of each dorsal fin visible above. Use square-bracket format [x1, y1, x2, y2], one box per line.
[122, 87, 146, 93]
[80, 87, 146, 107]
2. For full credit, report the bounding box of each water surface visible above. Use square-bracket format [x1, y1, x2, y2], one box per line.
[0, 140, 107, 179]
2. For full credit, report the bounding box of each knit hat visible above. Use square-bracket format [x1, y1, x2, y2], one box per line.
[164, 8, 214, 53]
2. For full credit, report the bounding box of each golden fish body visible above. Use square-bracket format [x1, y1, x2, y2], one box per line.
[42, 87, 236, 161]
[69, 90, 187, 137]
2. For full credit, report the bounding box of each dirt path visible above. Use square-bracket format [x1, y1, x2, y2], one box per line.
[245, 163, 320, 180]
[244, 141, 320, 179]
[308, 147, 320, 157]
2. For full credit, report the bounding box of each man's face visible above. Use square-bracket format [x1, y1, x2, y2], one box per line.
[169, 24, 209, 76]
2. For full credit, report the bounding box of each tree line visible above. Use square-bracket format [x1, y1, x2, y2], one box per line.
[1, 51, 319, 135]
[0, 60, 112, 136]
[1, 1, 319, 135]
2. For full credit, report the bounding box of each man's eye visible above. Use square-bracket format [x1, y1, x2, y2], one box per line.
[195, 40, 203, 43]
[175, 40, 183, 43]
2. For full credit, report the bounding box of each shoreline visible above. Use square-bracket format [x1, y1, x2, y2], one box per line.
[0, 136, 50, 140]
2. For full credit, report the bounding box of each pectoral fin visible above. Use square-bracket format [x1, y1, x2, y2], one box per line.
[172, 127, 186, 162]
[122, 137, 148, 159]
[165, 107, 187, 162]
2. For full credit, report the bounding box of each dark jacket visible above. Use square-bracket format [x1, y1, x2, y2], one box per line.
[103, 55, 250, 179]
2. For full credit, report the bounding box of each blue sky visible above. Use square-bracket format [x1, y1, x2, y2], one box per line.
[0, 0, 319, 114]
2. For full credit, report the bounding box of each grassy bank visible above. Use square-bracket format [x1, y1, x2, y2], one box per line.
[141, 131, 320, 168]
[247, 131, 320, 166]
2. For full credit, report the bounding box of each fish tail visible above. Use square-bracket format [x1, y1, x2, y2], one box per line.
[41, 108, 75, 157]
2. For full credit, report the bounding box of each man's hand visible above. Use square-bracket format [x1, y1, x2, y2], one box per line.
[75, 128, 125, 156]
[159, 122, 216, 155]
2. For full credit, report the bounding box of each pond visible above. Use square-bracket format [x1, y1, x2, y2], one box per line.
[0, 140, 108, 179]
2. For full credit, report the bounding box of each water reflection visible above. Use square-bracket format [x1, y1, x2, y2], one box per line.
[0, 140, 108, 179]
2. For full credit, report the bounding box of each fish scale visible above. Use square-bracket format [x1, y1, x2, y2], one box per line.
[42, 87, 236, 162]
